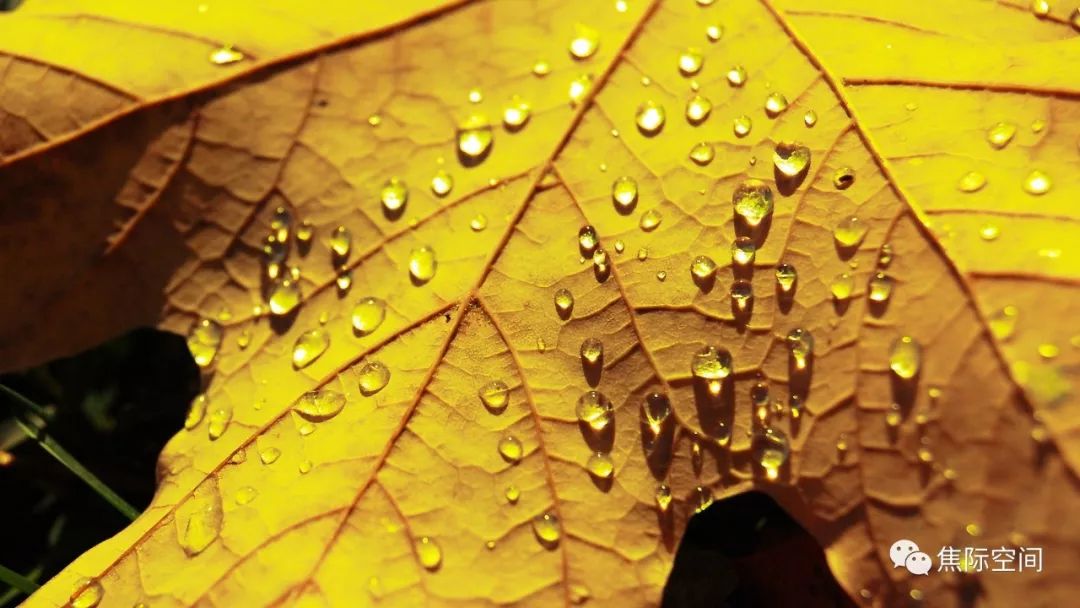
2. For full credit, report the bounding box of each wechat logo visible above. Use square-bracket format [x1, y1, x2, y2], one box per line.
[890, 539, 932, 575]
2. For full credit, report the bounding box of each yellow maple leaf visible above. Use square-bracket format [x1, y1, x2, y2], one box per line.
[1, 0, 1078, 606]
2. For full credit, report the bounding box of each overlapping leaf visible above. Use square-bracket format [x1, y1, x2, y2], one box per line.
[1, 0, 1077, 606]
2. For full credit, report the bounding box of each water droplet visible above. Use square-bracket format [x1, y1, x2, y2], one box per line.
[184, 393, 209, 430]
[635, 207, 660, 231]
[775, 263, 797, 293]
[612, 176, 638, 212]
[868, 272, 893, 303]
[1071, 7, 1080, 29]
[957, 171, 987, 193]
[292, 329, 330, 368]
[773, 141, 811, 177]
[614, 240, 624, 253]
[578, 225, 600, 255]
[889, 336, 921, 379]
[726, 65, 747, 87]
[986, 122, 1016, 149]
[467, 88, 483, 103]
[732, 114, 752, 137]
[786, 328, 814, 371]
[537, 337, 547, 353]
[294, 390, 346, 421]
[979, 224, 1000, 241]
[878, 244, 893, 267]
[685, 94, 713, 124]
[235, 486, 258, 505]
[642, 392, 670, 433]
[351, 297, 387, 336]
[504, 484, 521, 504]
[690, 255, 717, 282]
[580, 337, 603, 365]
[1038, 343, 1060, 359]
[917, 447, 934, 463]
[1031, 0, 1050, 17]
[408, 246, 437, 283]
[553, 288, 575, 317]
[457, 114, 493, 160]
[1023, 170, 1051, 195]
[833, 216, 868, 248]
[357, 361, 391, 395]
[207, 404, 231, 440]
[592, 248, 609, 275]
[70, 578, 104, 608]
[730, 280, 753, 310]
[503, 95, 531, 129]
[731, 236, 756, 266]
[268, 279, 301, 316]
[367, 114, 382, 127]
[177, 482, 223, 556]
[498, 435, 524, 463]
[689, 142, 715, 165]
[410, 536, 442, 571]
[259, 447, 281, 465]
[656, 271, 667, 281]
[568, 74, 594, 106]
[655, 483, 673, 511]
[693, 485, 714, 513]
[295, 221, 314, 245]
[752, 427, 789, 480]
[569, 24, 600, 59]
[732, 179, 773, 227]
[532, 512, 561, 545]
[431, 169, 454, 197]
[832, 167, 856, 190]
[479, 380, 510, 413]
[803, 110, 818, 127]
[764, 92, 788, 117]
[705, 24, 723, 41]
[187, 318, 223, 367]
[209, 45, 244, 66]
[576, 390, 613, 430]
[691, 346, 732, 395]
[380, 179, 408, 214]
[469, 213, 488, 232]
[635, 101, 666, 134]
[678, 48, 704, 75]
[830, 272, 854, 301]
[532, 59, 551, 76]
[586, 452, 614, 479]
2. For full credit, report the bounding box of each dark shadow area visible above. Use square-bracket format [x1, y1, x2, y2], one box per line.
[0, 328, 197, 606]
[663, 491, 857, 608]
[774, 166, 809, 197]
[0, 0, 24, 11]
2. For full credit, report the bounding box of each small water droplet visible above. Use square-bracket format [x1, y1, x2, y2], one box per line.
[752, 427, 789, 480]
[732, 114, 752, 137]
[689, 142, 715, 165]
[380, 179, 408, 214]
[504, 484, 521, 504]
[986, 122, 1016, 149]
[576, 390, 613, 430]
[176, 481, 223, 555]
[678, 48, 704, 75]
[408, 247, 437, 283]
[832, 167, 856, 190]
[532, 512, 561, 545]
[416, 536, 442, 570]
[691, 346, 732, 395]
[917, 446, 934, 463]
[553, 288, 575, 317]
[296, 220, 314, 245]
[1037, 342, 1059, 359]
[70, 578, 104, 608]
[764, 92, 788, 117]
[878, 244, 893, 267]
[833, 216, 868, 248]
[614, 239, 624, 253]
[580, 337, 604, 365]
[259, 447, 281, 465]
[467, 88, 483, 104]
[479, 381, 510, 413]
[889, 336, 921, 379]
[586, 452, 614, 479]
[292, 329, 330, 368]
[693, 485, 714, 513]
[294, 390, 347, 421]
[334, 270, 352, 293]
[803, 110, 818, 127]
[569, 24, 600, 59]
[268, 279, 301, 316]
[532, 59, 551, 76]
[730, 279, 753, 311]
[656, 270, 667, 281]
[830, 272, 854, 301]
[639, 208, 663, 231]
[786, 328, 814, 371]
[503, 95, 531, 129]
[187, 318, 223, 367]
[690, 255, 717, 282]
[979, 224, 1000, 241]
[568, 74, 594, 106]
[868, 272, 893, 303]
[705, 24, 723, 41]
[235, 486, 258, 505]
[431, 169, 454, 197]
[635, 101, 666, 134]
[732, 179, 773, 227]
[207, 404, 231, 440]
[498, 435, 524, 463]
[655, 483, 673, 511]
[470, 213, 488, 232]
[642, 392, 670, 433]
[726, 65, 747, 87]
[1031, 0, 1050, 17]
[731, 236, 756, 266]
[351, 297, 387, 336]
[578, 225, 599, 254]
[1023, 170, 1051, 195]
[685, 94, 712, 124]
[612, 176, 638, 212]
[457, 114, 493, 160]
[209, 45, 244, 66]
[184, 393, 209, 430]
[773, 141, 811, 177]
[357, 361, 391, 395]
[775, 263, 797, 293]
[958, 171, 987, 193]
[367, 114, 382, 127]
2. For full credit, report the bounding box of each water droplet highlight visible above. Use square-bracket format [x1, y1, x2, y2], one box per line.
[691, 346, 732, 395]
[786, 328, 814, 371]
[986, 122, 1016, 149]
[686, 94, 712, 124]
[431, 169, 453, 197]
[832, 167, 855, 190]
[416, 536, 442, 570]
[775, 263, 797, 293]
[731, 237, 756, 266]
[380, 179, 408, 214]
[187, 318, 223, 368]
[678, 48, 704, 75]
[408, 247, 437, 283]
[733, 114, 752, 137]
[576, 390, 613, 430]
[498, 435, 524, 463]
[580, 337, 604, 365]
[889, 336, 921, 379]
[569, 24, 600, 59]
[732, 179, 773, 227]
[209, 45, 244, 66]
[294, 390, 346, 421]
[752, 427, 789, 480]
[636, 101, 666, 134]
[457, 114, 493, 160]
[773, 141, 811, 177]
[479, 381, 510, 413]
[1023, 170, 1051, 195]
[764, 92, 788, 117]
[833, 216, 868, 248]
[586, 452, 614, 479]
[292, 329, 330, 368]
[612, 176, 638, 212]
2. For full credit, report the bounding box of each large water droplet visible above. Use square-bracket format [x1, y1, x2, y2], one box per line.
[351, 297, 387, 336]
[833, 216, 868, 248]
[752, 427, 789, 480]
[732, 179, 773, 227]
[408, 247, 437, 283]
[416, 536, 443, 570]
[691, 346, 732, 395]
[187, 318, 223, 368]
[580, 337, 604, 365]
[357, 361, 391, 395]
[586, 452, 614, 479]
[678, 48, 704, 75]
[642, 392, 670, 433]
[773, 141, 811, 177]
[532, 512, 561, 545]
[1023, 170, 1051, 195]
[730, 280, 752, 311]
[731, 236, 756, 266]
[727, 65, 747, 87]
[498, 435, 524, 463]
[380, 179, 408, 214]
[569, 24, 600, 59]
[775, 263, 797, 293]
[294, 390, 347, 421]
[457, 114, 493, 160]
[889, 336, 921, 379]
[690, 255, 717, 282]
[986, 122, 1016, 149]
[578, 225, 599, 254]
[786, 328, 814, 371]
[612, 176, 638, 212]
[639, 209, 663, 232]
[636, 101, 666, 135]
[176, 481, 222, 556]
[733, 115, 752, 137]
[764, 92, 788, 117]
[479, 380, 510, 413]
[686, 94, 712, 124]
[292, 329, 330, 368]
[576, 390, 613, 430]
[268, 279, 301, 316]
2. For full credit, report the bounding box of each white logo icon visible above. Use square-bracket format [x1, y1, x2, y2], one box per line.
[906, 551, 932, 575]
[890, 539, 920, 569]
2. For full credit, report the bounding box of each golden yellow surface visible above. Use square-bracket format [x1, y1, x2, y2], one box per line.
[0, 0, 1077, 606]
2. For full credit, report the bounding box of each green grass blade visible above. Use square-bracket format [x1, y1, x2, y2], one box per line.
[0, 384, 140, 521]
[0, 563, 39, 597]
